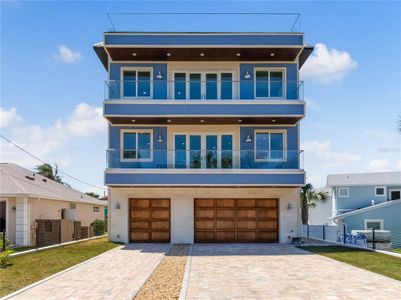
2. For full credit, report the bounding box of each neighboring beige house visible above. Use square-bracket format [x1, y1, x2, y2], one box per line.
[0, 163, 107, 246]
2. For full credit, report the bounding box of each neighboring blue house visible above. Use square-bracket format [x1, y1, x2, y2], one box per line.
[94, 22, 313, 244]
[326, 172, 401, 245]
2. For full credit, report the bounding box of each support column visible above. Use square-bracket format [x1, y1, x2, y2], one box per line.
[15, 197, 30, 246]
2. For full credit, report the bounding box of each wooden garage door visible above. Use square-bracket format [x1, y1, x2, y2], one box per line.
[129, 199, 170, 243]
[194, 198, 278, 242]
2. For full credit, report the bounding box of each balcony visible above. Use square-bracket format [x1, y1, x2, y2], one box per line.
[103, 80, 305, 125]
[104, 149, 305, 186]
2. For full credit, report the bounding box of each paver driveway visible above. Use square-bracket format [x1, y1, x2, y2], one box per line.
[183, 244, 401, 300]
[5, 244, 170, 300]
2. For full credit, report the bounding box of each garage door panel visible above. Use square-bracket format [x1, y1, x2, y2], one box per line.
[237, 209, 257, 219]
[130, 198, 170, 243]
[216, 209, 235, 218]
[195, 221, 214, 230]
[216, 199, 235, 208]
[194, 198, 278, 243]
[195, 209, 214, 219]
[237, 220, 256, 230]
[216, 231, 235, 241]
[216, 220, 235, 230]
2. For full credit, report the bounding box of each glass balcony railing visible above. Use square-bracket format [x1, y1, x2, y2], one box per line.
[104, 80, 304, 101]
[106, 149, 304, 170]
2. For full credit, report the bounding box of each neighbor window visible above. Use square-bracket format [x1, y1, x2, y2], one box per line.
[364, 219, 383, 230]
[93, 206, 100, 213]
[338, 187, 349, 197]
[123, 69, 152, 98]
[255, 130, 285, 161]
[122, 130, 152, 161]
[255, 69, 285, 98]
[374, 186, 386, 197]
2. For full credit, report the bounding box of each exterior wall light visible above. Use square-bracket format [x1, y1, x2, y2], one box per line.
[156, 71, 163, 79]
[245, 134, 252, 143]
[157, 135, 164, 143]
[114, 202, 121, 209]
[244, 71, 251, 79]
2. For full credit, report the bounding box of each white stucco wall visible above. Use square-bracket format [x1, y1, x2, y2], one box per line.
[108, 187, 300, 244]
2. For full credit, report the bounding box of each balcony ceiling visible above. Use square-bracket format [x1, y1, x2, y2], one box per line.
[106, 116, 302, 125]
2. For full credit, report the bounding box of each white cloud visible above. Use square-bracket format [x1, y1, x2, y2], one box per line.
[55, 45, 82, 64]
[366, 159, 401, 172]
[0, 107, 22, 128]
[364, 130, 398, 139]
[301, 43, 357, 83]
[67, 103, 106, 137]
[302, 140, 362, 166]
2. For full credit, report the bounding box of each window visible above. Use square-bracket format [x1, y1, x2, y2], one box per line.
[121, 130, 152, 161]
[374, 186, 386, 197]
[255, 130, 285, 161]
[93, 206, 100, 213]
[122, 69, 152, 98]
[364, 219, 383, 230]
[255, 69, 285, 98]
[69, 203, 76, 209]
[338, 187, 349, 197]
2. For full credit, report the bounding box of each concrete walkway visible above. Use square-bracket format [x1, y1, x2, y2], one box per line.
[184, 244, 401, 300]
[6, 244, 170, 300]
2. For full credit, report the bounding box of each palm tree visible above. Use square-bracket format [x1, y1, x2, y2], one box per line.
[36, 163, 63, 183]
[300, 183, 329, 225]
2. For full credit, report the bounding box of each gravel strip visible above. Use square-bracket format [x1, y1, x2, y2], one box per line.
[134, 244, 189, 300]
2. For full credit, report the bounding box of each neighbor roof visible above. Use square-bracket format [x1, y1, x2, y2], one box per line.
[327, 171, 401, 187]
[0, 163, 107, 206]
[331, 199, 401, 219]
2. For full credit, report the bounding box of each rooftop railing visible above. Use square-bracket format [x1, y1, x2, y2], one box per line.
[104, 80, 304, 101]
[106, 149, 303, 170]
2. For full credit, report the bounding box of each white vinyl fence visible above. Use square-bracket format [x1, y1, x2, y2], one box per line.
[301, 224, 344, 243]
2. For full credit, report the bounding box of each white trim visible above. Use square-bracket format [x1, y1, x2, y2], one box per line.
[120, 129, 153, 162]
[253, 67, 287, 99]
[104, 114, 305, 118]
[254, 129, 287, 162]
[104, 44, 304, 49]
[338, 187, 349, 198]
[104, 99, 305, 105]
[389, 189, 401, 200]
[374, 186, 387, 197]
[364, 219, 384, 230]
[331, 199, 401, 219]
[120, 67, 153, 99]
[104, 32, 305, 36]
[105, 168, 304, 174]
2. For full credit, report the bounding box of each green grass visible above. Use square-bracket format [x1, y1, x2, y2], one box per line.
[392, 248, 401, 254]
[299, 246, 401, 281]
[0, 237, 119, 297]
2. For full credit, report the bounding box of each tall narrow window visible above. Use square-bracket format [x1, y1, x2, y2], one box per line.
[174, 73, 186, 99]
[221, 135, 233, 168]
[123, 69, 151, 98]
[255, 69, 285, 98]
[255, 71, 269, 98]
[255, 131, 285, 161]
[122, 130, 152, 161]
[175, 135, 186, 168]
[221, 73, 233, 99]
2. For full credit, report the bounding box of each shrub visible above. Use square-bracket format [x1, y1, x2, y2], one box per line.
[92, 219, 106, 236]
[0, 250, 11, 268]
[0, 232, 13, 251]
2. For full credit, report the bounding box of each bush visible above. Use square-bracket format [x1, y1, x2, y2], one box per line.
[0, 232, 13, 251]
[92, 219, 106, 236]
[0, 250, 11, 268]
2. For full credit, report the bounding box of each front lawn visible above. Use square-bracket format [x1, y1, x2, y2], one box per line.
[0, 237, 118, 297]
[299, 246, 401, 281]
[392, 248, 401, 254]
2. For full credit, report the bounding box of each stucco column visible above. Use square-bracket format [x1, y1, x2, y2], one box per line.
[15, 197, 30, 246]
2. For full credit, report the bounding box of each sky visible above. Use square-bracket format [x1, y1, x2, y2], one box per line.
[1, 0, 401, 195]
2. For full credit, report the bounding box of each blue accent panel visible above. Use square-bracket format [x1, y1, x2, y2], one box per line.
[109, 126, 167, 168]
[335, 185, 401, 210]
[109, 63, 167, 99]
[240, 64, 298, 99]
[240, 126, 299, 169]
[104, 103, 304, 116]
[105, 34, 303, 46]
[105, 172, 305, 185]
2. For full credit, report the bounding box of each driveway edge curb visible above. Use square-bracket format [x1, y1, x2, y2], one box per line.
[179, 244, 193, 300]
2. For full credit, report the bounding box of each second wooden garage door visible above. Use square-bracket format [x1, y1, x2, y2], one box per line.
[194, 198, 278, 242]
[129, 198, 170, 243]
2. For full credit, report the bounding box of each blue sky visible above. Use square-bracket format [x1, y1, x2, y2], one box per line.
[1, 0, 400, 194]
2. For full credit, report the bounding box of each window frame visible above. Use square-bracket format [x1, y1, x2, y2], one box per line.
[254, 129, 287, 162]
[374, 186, 387, 197]
[338, 187, 349, 198]
[364, 219, 384, 230]
[93, 206, 100, 213]
[120, 129, 153, 162]
[253, 67, 286, 99]
[121, 67, 153, 99]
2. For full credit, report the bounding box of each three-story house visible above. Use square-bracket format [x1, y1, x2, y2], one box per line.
[94, 30, 313, 244]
